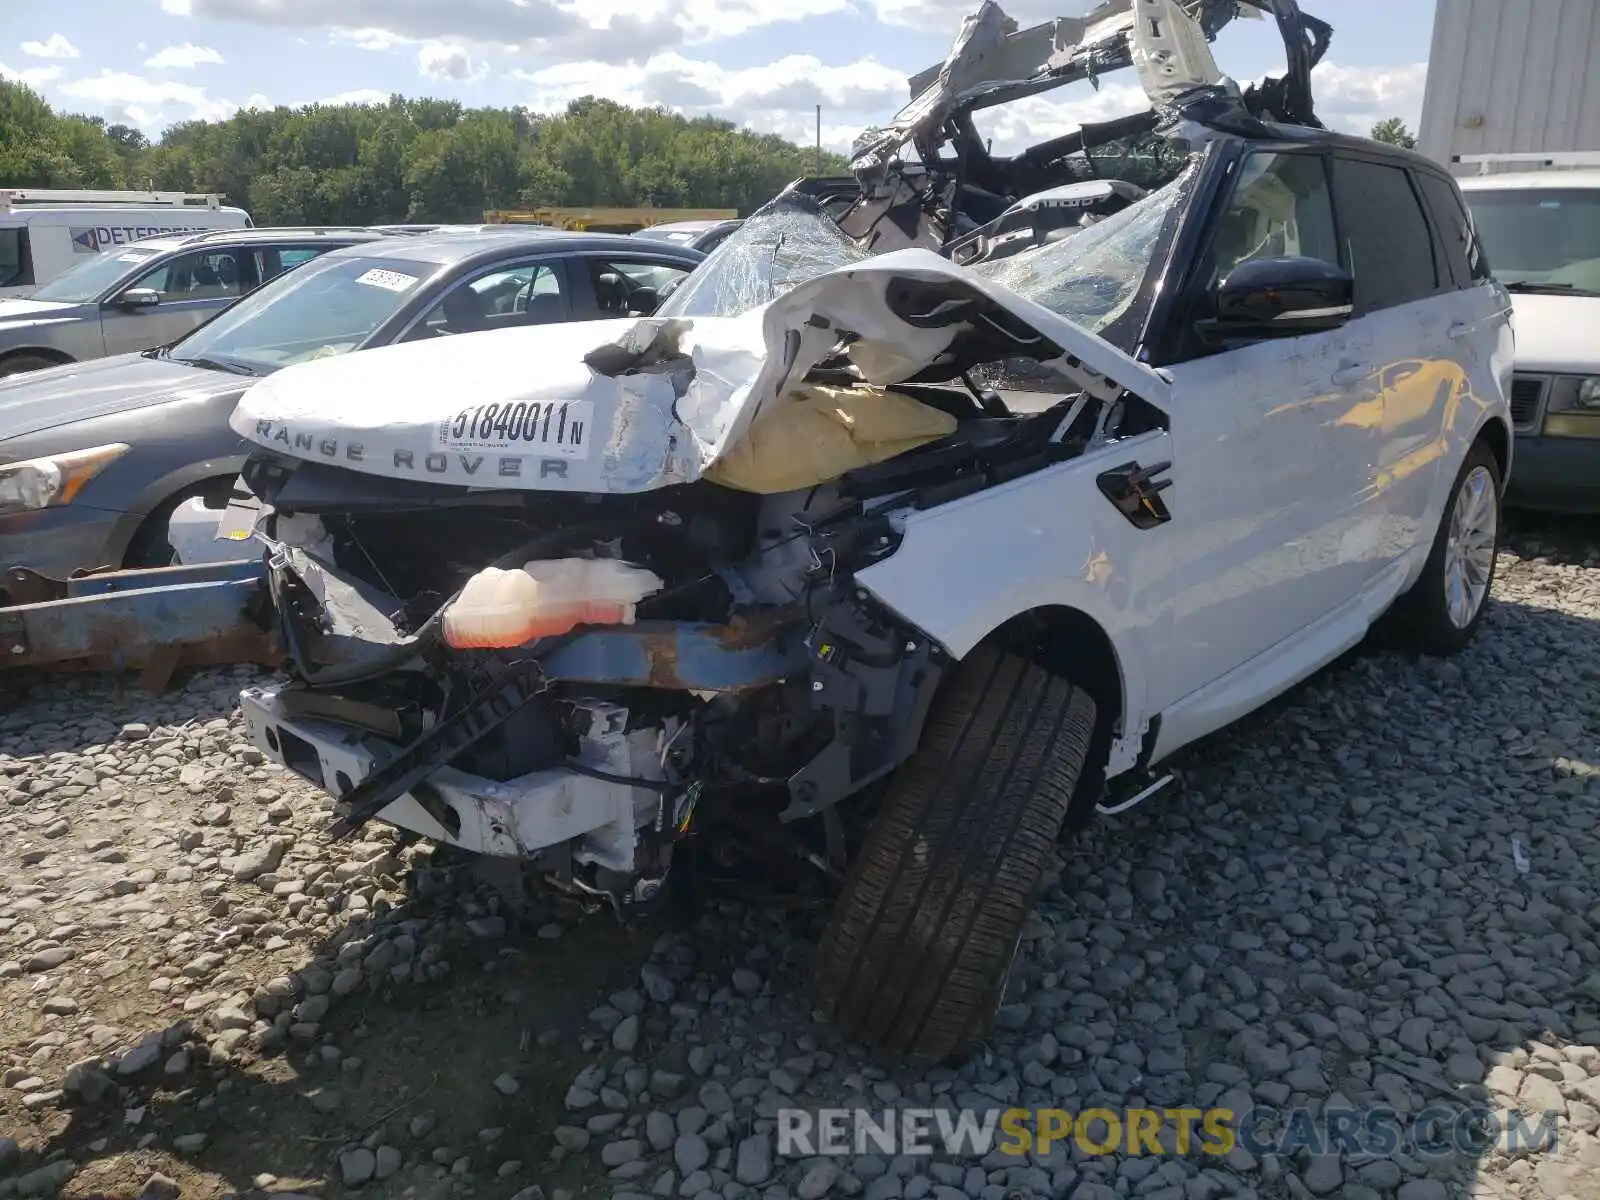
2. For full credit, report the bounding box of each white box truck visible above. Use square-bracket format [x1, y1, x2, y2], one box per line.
[0, 188, 252, 296]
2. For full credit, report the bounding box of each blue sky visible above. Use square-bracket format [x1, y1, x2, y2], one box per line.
[0, 0, 1437, 155]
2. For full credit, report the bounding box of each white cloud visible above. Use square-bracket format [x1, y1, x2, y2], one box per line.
[334, 27, 413, 52]
[513, 52, 907, 150]
[320, 88, 392, 106]
[58, 71, 238, 130]
[0, 61, 64, 88]
[20, 33, 80, 60]
[1311, 61, 1428, 135]
[161, 0, 194, 12]
[242, 92, 273, 110]
[159, 0, 849, 63]
[418, 40, 487, 82]
[144, 43, 226, 70]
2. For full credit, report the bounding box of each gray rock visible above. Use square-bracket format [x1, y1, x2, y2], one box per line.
[340, 1148, 377, 1187]
[676, 1134, 711, 1174]
[14, 1159, 76, 1197]
[494, 1073, 520, 1096]
[224, 840, 285, 881]
[614, 1014, 642, 1053]
[117, 1043, 162, 1076]
[602, 1140, 643, 1167]
[735, 1134, 772, 1185]
[553, 1126, 591, 1151]
[374, 1146, 402, 1180]
[646, 1111, 676, 1151]
[798, 1161, 840, 1199]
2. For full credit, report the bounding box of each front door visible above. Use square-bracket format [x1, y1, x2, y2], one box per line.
[1151, 148, 1381, 712]
[101, 247, 253, 356]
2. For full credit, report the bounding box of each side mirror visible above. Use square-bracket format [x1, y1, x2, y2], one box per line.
[114, 288, 162, 310]
[1197, 256, 1353, 342]
[657, 275, 684, 300]
[627, 286, 660, 317]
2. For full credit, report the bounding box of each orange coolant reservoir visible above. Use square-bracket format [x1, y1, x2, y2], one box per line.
[440, 558, 665, 649]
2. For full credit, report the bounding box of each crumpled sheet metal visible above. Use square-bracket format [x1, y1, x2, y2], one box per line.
[234, 190, 1180, 497]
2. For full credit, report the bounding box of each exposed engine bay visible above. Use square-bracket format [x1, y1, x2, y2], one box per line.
[228, 0, 1328, 917]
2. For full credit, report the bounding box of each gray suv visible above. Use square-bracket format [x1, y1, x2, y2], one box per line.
[0, 227, 392, 378]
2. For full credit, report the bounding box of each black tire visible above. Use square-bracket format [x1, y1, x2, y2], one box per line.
[1391, 439, 1502, 656]
[0, 353, 66, 379]
[814, 645, 1097, 1063]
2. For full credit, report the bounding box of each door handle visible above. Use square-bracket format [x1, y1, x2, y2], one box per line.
[1332, 361, 1368, 386]
[1447, 321, 1472, 340]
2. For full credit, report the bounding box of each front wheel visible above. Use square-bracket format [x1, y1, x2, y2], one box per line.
[1392, 440, 1502, 655]
[813, 645, 1098, 1064]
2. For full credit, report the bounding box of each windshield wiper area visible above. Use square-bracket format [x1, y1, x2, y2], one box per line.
[174, 354, 259, 376]
[1503, 280, 1600, 297]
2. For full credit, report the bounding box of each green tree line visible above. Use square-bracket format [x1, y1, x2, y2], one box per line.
[0, 78, 850, 223]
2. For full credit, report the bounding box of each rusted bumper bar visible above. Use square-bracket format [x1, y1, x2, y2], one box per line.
[0, 558, 277, 671]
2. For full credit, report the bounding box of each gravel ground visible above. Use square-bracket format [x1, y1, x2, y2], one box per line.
[1, 516, 1598, 1200]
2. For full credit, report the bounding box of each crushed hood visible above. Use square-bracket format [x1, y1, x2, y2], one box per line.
[230, 249, 1169, 496]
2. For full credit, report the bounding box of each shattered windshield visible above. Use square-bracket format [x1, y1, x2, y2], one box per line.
[977, 164, 1193, 337]
[654, 200, 870, 320]
[657, 165, 1192, 344]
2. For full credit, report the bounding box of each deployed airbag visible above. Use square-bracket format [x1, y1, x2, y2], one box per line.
[704, 383, 958, 494]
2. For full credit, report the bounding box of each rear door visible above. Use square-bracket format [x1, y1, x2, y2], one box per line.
[567, 253, 697, 319]
[101, 246, 252, 355]
[1328, 153, 1465, 554]
[394, 258, 574, 342]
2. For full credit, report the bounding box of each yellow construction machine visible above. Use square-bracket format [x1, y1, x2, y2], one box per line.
[483, 207, 738, 234]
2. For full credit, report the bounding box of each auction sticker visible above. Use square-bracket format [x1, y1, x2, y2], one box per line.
[435, 399, 594, 457]
[355, 268, 417, 292]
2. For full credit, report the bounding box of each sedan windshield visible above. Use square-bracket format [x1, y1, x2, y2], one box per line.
[1464, 187, 1600, 294]
[166, 254, 436, 374]
[30, 247, 161, 303]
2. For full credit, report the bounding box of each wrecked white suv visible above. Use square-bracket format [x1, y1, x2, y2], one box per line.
[219, 0, 1513, 1063]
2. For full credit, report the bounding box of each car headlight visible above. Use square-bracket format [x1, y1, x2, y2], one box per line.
[0, 443, 131, 516]
[1578, 378, 1600, 410]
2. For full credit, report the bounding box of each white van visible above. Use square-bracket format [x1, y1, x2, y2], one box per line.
[0, 188, 252, 297]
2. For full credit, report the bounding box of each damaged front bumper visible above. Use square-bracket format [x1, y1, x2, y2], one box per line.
[242, 685, 675, 879]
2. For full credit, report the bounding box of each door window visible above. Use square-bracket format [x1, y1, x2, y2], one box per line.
[583, 258, 693, 316]
[255, 246, 328, 285]
[407, 263, 568, 339]
[133, 249, 249, 301]
[0, 228, 32, 288]
[1417, 173, 1492, 285]
[1205, 151, 1340, 287]
[1330, 157, 1440, 313]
